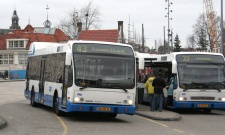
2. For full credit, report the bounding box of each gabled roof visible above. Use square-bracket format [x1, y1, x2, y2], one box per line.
[77, 29, 119, 43]
[0, 25, 70, 50]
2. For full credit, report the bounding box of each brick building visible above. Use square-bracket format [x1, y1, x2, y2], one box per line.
[0, 9, 70, 72]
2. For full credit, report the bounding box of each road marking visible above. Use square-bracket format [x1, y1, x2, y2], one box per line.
[136, 115, 168, 127]
[174, 129, 183, 133]
[54, 114, 68, 135]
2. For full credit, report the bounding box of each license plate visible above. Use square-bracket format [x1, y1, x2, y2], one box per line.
[198, 104, 208, 107]
[97, 107, 111, 111]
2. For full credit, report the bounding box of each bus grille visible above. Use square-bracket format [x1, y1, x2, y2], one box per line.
[191, 97, 215, 100]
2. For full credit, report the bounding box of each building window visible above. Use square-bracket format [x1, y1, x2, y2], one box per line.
[0, 54, 13, 65]
[19, 41, 24, 47]
[19, 54, 27, 65]
[9, 41, 13, 48]
[7, 40, 25, 48]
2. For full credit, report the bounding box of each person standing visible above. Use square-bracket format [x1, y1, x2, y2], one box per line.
[144, 74, 155, 111]
[152, 73, 166, 112]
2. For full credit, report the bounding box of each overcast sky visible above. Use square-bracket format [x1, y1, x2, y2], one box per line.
[0, 0, 224, 48]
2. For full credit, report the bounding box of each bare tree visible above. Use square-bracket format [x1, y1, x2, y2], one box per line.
[187, 13, 221, 50]
[58, 9, 80, 39]
[156, 38, 168, 54]
[186, 34, 197, 48]
[80, 0, 101, 30]
[57, 1, 101, 39]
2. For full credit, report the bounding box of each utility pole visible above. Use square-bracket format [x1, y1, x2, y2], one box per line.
[142, 24, 145, 53]
[164, 26, 166, 54]
[165, 0, 173, 53]
[221, 0, 224, 55]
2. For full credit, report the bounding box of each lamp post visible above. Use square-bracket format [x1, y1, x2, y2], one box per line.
[221, 0, 224, 55]
[85, 13, 88, 30]
[165, 0, 173, 53]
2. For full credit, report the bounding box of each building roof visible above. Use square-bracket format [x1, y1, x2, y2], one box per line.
[77, 29, 119, 43]
[0, 24, 70, 50]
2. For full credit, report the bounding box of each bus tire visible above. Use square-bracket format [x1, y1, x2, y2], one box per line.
[108, 113, 117, 118]
[53, 94, 63, 116]
[203, 109, 212, 113]
[30, 90, 38, 107]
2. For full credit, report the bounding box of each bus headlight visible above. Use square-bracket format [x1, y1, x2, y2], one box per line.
[74, 97, 80, 102]
[179, 97, 184, 101]
[124, 100, 133, 105]
[128, 100, 133, 105]
[221, 98, 225, 102]
[179, 97, 187, 101]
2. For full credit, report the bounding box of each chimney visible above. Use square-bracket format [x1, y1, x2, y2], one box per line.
[77, 22, 82, 32]
[118, 21, 124, 43]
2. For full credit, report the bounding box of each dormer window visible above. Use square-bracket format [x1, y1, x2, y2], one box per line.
[7, 39, 28, 49]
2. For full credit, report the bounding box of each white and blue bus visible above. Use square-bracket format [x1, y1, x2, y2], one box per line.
[136, 52, 225, 112]
[24, 41, 136, 118]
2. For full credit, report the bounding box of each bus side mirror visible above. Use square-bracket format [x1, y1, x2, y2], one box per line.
[65, 53, 72, 66]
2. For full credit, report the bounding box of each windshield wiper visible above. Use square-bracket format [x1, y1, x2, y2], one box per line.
[204, 82, 223, 92]
[80, 86, 87, 90]
[183, 82, 222, 92]
[113, 86, 128, 93]
[183, 82, 205, 91]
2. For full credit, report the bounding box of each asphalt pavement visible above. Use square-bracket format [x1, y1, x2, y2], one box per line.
[0, 103, 181, 130]
[0, 116, 7, 130]
[0, 79, 181, 130]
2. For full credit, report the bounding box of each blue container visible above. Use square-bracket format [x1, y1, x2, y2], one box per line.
[8, 70, 26, 79]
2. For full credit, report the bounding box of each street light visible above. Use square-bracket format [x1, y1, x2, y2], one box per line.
[221, 0, 224, 55]
[165, 0, 173, 53]
[85, 13, 88, 30]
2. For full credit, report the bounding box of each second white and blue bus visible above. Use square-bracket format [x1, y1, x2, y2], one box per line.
[136, 51, 225, 112]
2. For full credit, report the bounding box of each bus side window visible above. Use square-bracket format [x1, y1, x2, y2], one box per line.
[67, 65, 73, 87]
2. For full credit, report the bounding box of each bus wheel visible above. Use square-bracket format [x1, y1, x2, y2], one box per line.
[203, 109, 212, 113]
[30, 91, 38, 107]
[53, 95, 63, 116]
[108, 113, 117, 118]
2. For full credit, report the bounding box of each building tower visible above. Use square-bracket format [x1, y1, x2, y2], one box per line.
[43, 5, 52, 28]
[10, 10, 21, 29]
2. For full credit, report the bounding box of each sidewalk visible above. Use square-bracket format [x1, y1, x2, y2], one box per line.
[135, 104, 181, 121]
[0, 79, 25, 82]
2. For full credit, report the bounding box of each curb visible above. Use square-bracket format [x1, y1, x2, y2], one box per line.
[0, 79, 25, 83]
[0, 116, 7, 130]
[135, 111, 181, 121]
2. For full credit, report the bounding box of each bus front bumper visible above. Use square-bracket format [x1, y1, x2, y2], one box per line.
[173, 101, 225, 109]
[66, 102, 136, 115]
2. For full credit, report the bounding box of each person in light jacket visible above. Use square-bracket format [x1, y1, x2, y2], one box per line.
[144, 74, 155, 111]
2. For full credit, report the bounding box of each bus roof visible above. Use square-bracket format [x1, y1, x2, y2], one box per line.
[135, 51, 224, 62]
[28, 40, 134, 56]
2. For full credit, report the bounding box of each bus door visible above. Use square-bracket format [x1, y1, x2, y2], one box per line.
[61, 65, 73, 108]
[25, 61, 30, 99]
[39, 56, 47, 103]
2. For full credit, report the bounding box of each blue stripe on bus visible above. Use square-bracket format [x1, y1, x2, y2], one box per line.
[66, 101, 136, 115]
[173, 100, 225, 109]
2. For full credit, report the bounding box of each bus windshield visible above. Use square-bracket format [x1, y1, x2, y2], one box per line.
[178, 62, 225, 89]
[74, 54, 135, 89]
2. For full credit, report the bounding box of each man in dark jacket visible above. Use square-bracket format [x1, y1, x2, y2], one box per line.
[152, 73, 166, 112]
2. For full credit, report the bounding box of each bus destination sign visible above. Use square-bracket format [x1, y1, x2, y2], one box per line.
[176, 54, 224, 63]
[73, 43, 133, 55]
